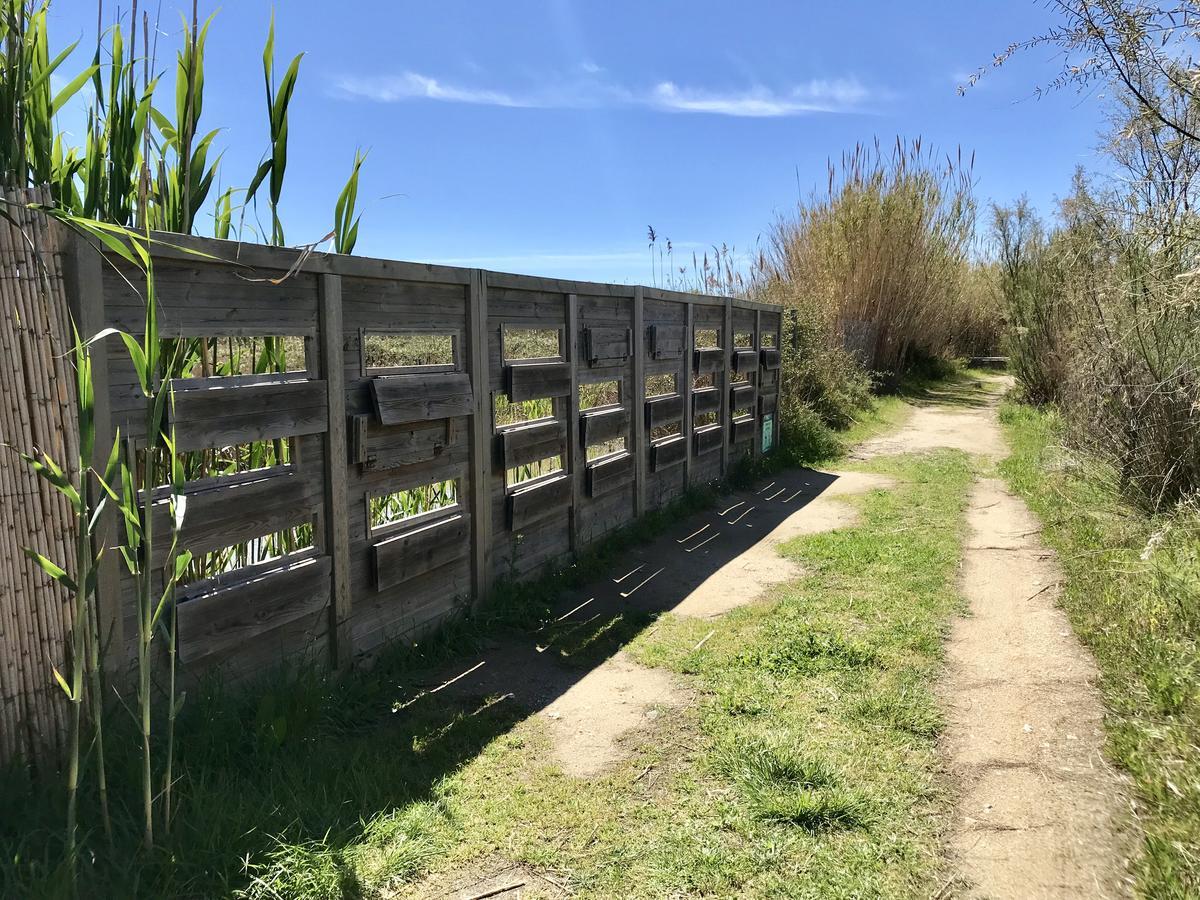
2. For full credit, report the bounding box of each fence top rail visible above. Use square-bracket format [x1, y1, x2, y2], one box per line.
[89, 231, 781, 316]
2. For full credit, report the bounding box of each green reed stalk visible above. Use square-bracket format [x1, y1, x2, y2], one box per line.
[12, 325, 120, 885]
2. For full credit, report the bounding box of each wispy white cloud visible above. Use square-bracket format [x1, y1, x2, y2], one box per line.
[649, 79, 871, 117]
[333, 70, 880, 117]
[335, 72, 530, 107]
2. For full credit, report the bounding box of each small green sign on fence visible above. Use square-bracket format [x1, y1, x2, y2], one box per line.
[762, 414, 775, 453]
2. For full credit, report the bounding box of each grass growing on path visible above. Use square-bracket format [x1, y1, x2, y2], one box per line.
[246, 451, 973, 898]
[1, 450, 974, 899]
[999, 402, 1200, 899]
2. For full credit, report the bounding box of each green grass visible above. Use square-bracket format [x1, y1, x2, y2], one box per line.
[998, 401, 1200, 899]
[1, 375, 978, 899]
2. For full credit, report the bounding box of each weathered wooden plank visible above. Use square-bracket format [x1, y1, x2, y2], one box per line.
[722, 296, 733, 477]
[501, 419, 567, 469]
[469, 269, 492, 612]
[148, 468, 320, 566]
[370, 372, 473, 425]
[694, 347, 725, 373]
[645, 393, 684, 429]
[759, 393, 778, 417]
[169, 378, 328, 451]
[683, 302, 694, 487]
[587, 451, 634, 497]
[319, 272, 351, 667]
[730, 383, 756, 412]
[632, 287, 647, 518]
[505, 361, 571, 401]
[692, 387, 720, 416]
[580, 405, 629, 447]
[373, 513, 471, 591]
[508, 473, 571, 531]
[730, 415, 756, 444]
[650, 435, 687, 471]
[648, 324, 685, 360]
[567, 294, 582, 554]
[694, 423, 723, 456]
[733, 348, 759, 373]
[177, 555, 332, 666]
[363, 418, 458, 470]
[348, 414, 370, 465]
[760, 348, 781, 370]
[583, 326, 631, 365]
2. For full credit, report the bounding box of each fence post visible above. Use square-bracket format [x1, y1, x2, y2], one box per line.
[468, 270, 493, 611]
[318, 273, 353, 669]
[632, 286, 646, 517]
[683, 299, 694, 488]
[721, 295, 733, 476]
[566, 293, 581, 553]
[753, 308, 762, 462]
[63, 230, 124, 677]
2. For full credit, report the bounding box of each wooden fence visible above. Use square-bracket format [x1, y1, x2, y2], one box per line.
[2, 223, 782, 763]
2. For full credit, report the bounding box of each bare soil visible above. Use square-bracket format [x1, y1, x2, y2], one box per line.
[861, 376, 1134, 898]
[433, 468, 894, 778]
[419, 374, 1135, 899]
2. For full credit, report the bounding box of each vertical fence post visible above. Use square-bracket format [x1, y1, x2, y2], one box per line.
[566, 293, 581, 553]
[318, 273, 352, 669]
[63, 231, 124, 676]
[721, 295, 733, 476]
[753, 308, 762, 462]
[632, 286, 646, 517]
[468, 270, 493, 611]
[683, 299, 694, 488]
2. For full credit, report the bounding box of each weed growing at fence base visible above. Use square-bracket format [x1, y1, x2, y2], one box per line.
[999, 401, 1200, 898]
[0, 445, 971, 898]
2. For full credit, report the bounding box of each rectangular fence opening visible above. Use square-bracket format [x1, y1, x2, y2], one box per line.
[733, 332, 754, 348]
[181, 335, 307, 379]
[369, 479, 459, 533]
[580, 380, 620, 410]
[363, 332, 456, 372]
[650, 422, 682, 441]
[695, 328, 719, 348]
[180, 523, 316, 589]
[586, 437, 626, 461]
[494, 394, 555, 428]
[507, 454, 564, 488]
[503, 325, 561, 361]
[645, 374, 677, 398]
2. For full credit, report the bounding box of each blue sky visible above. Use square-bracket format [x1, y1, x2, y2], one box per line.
[47, 1, 1108, 283]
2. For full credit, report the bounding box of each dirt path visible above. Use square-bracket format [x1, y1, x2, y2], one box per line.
[435, 467, 893, 778]
[863, 376, 1135, 898]
[416, 375, 1134, 898]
